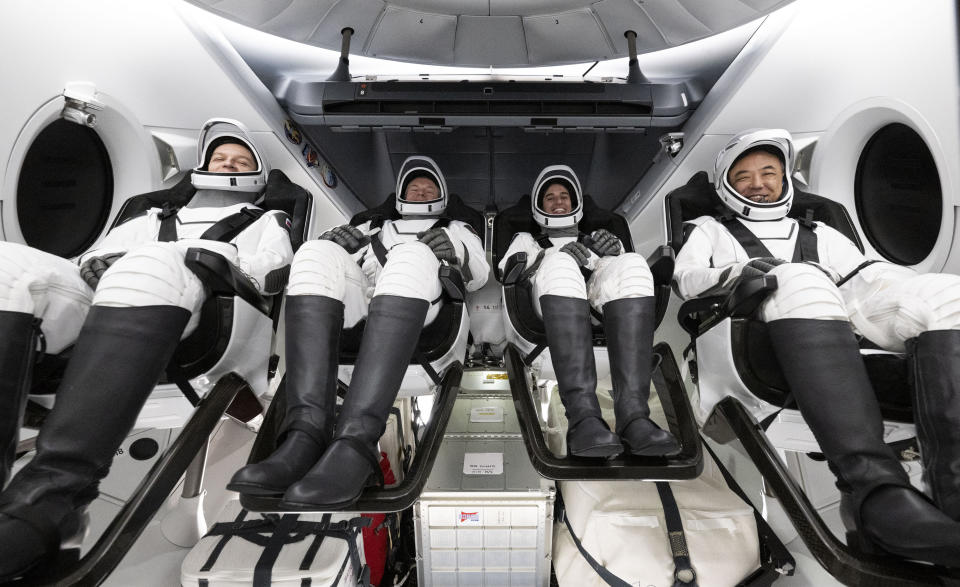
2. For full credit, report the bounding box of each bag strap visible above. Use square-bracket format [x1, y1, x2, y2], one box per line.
[655, 482, 700, 587]
[559, 491, 633, 587]
[701, 439, 796, 579]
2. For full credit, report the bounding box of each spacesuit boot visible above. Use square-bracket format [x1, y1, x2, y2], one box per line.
[540, 295, 622, 458]
[282, 295, 429, 510]
[603, 297, 680, 456]
[228, 295, 343, 495]
[0, 311, 40, 489]
[768, 318, 960, 566]
[908, 330, 960, 521]
[0, 305, 190, 581]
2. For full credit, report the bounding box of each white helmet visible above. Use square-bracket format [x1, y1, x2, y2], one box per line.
[715, 128, 795, 221]
[191, 118, 268, 192]
[396, 155, 447, 216]
[531, 165, 583, 229]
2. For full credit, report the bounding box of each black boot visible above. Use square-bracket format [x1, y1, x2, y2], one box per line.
[603, 297, 679, 456]
[0, 305, 190, 581]
[768, 318, 960, 566]
[0, 311, 41, 489]
[282, 295, 429, 509]
[228, 296, 343, 495]
[908, 330, 960, 521]
[540, 295, 622, 458]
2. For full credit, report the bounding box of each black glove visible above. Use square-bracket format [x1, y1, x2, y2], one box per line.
[559, 241, 591, 267]
[739, 257, 786, 281]
[417, 228, 458, 263]
[320, 224, 369, 254]
[585, 229, 622, 257]
[79, 252, 125, 290]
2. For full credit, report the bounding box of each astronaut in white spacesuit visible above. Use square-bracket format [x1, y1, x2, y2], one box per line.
[0, 119, 294, 580]
[674, 128, 960, 566]
[498, 165, 678, 459]
[229, 155, 488, 509]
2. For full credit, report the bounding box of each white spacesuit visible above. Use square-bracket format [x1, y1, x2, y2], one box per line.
[498, 165, 678, 459]
[229, 155, 488, 510]
[0, 119, 294, 581]
[673, 128, 960, 566]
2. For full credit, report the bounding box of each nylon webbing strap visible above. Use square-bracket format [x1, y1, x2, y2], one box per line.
[561, 507, 632, 587]
[200, 207, 265, 242]
[700, 440, 795, 577]
[719, 216, 819, 264]
[158, 204, 180, 242]
[835, 259, 880, 287]
[198, 510, 370, 586]
[655, 482, 699, 587]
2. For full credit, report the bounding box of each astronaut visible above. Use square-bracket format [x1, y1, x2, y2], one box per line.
[0, 119, 294, 580]
[229, 155, 488, 509]
[674, 128, 960, 566]
[498, 165, 678, 459]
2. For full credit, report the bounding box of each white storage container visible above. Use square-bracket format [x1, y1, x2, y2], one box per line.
[415, 391, 554, 587]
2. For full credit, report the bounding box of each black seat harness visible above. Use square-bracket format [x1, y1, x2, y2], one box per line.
[158, 203, 267, 243]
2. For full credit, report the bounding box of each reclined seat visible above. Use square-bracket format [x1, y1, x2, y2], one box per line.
[493, 193, 701, 480]
[240, 191, 485, 513]
[666, 171, 956, 585]
[18, 169, 314, 586]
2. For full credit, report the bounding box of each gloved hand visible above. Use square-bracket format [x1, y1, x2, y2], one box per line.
[320, 224, 369, 254]
[585, 229, 622, 257]
[737, 257, 786, 281]
[418, 228, 458, 263]
[79, 252, 125, 290]
[560, 241, 591, 267]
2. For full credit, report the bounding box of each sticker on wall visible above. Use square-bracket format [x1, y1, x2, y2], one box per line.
[302, 144, 320, 168]
[319, 162, 338, 188]
[283, 119, 302, 145]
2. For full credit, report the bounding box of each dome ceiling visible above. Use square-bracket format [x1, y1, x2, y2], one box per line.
[183, 0, 793, 67]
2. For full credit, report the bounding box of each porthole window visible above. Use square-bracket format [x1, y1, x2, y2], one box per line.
[855, 123, 941, 265]
[16, 119, 113, 257]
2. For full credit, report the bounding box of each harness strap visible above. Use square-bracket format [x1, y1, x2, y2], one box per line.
[719, 215, 819, 263]
[157, 205, 266, 243]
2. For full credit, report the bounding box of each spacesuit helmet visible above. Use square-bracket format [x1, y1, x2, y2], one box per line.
[531, 165, 583, 229]
[191, 118, 269, 192]
[396, 155, 448, 216]
[715, 128, 795, 221]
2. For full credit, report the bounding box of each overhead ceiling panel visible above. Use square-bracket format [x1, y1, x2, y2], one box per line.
[455, 16, 527, 66]
[365, 6, 457, 62]
[523, 9, 614, 65]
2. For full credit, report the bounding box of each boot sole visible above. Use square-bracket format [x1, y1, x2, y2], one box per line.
[625, 443, 682, 457]
[848, 529, 960, 567]
[226, 480, 287, 496]
[569, 443, 623, 459]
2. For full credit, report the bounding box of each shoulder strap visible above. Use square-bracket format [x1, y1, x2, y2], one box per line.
[719, 216, 775, 259]
[793, 210, 819, 263]
[200, 207, 266, 243]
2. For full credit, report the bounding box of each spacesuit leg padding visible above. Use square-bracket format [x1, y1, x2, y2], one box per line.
[0, 305, 191, 580]
[588, 253, 654, 310]
[760, 263, 847, 323]
[602, 297, 679, 456]
[0, 312, 39, 490]
[533, 251, 588, 301]
[286, 240, 369, 327]
[282, 295, 429, 509]
[908, 330, 960, 521]
[0, 242, 92, 355]
[768, 318, 960, 566]
[93, 243, 206, 336]
[540, 295, 622, 458]
[228, 295, 343, 496]
[857, 273, 960, 351]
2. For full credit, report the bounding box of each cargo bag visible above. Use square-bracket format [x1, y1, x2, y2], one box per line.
[181, 500, 371, 587]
